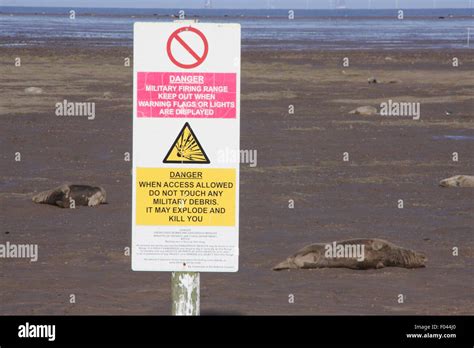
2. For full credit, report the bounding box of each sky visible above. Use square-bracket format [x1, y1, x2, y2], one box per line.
[1, 0, 472, 8]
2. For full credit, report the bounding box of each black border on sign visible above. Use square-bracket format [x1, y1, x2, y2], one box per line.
[163, 122, 211, 164]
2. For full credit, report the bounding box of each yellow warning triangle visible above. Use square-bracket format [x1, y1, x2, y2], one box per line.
[163, 122, 210, 164]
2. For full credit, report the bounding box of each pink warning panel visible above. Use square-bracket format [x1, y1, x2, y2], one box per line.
[137, 72, 237, 118]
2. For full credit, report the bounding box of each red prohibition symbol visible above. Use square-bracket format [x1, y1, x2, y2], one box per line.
[166, 27, 209, 69]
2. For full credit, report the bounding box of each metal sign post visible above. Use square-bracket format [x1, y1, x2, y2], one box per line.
[171, 272, 200, 315]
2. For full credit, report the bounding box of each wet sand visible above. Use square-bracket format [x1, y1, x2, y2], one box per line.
[0, 46, 473, 315]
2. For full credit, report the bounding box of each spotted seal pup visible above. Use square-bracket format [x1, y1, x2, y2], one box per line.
[273, 238, 426, 271]
[32, 184, 107, 208]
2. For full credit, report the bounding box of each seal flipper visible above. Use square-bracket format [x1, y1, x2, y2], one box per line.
[273, 259, 292, 271]
[87, 192, 102, 207]
[32, 188, 56, 204]
[376, 261, 385, 269]
[55, 200, 69, 208]
[57, 185, 72, 208]
[32, 184, 70, 206]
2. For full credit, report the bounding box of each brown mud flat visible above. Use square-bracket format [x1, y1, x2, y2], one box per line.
[0, 47, 473, 315]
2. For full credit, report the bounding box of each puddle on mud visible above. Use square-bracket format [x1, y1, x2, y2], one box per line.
[432, 135, 474, 141]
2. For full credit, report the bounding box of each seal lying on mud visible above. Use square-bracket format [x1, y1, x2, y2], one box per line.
[32, 184, 107, 208]
[439, 175, 474, 188]
[273, 238, 426, 271]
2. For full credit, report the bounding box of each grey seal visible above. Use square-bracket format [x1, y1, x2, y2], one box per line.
[439, 175, 474, 188]
[273, 238, 427, 271]
[32, 184, 107, 208]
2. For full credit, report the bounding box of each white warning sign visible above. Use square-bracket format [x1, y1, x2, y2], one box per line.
[132, 22, 240, 272]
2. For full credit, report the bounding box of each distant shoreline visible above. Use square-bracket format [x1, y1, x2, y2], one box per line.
[1, 13, 473, 20]
[1, 7, 472, 51]
[1, 5, 473, 10]
[0, 6, 472, 20]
